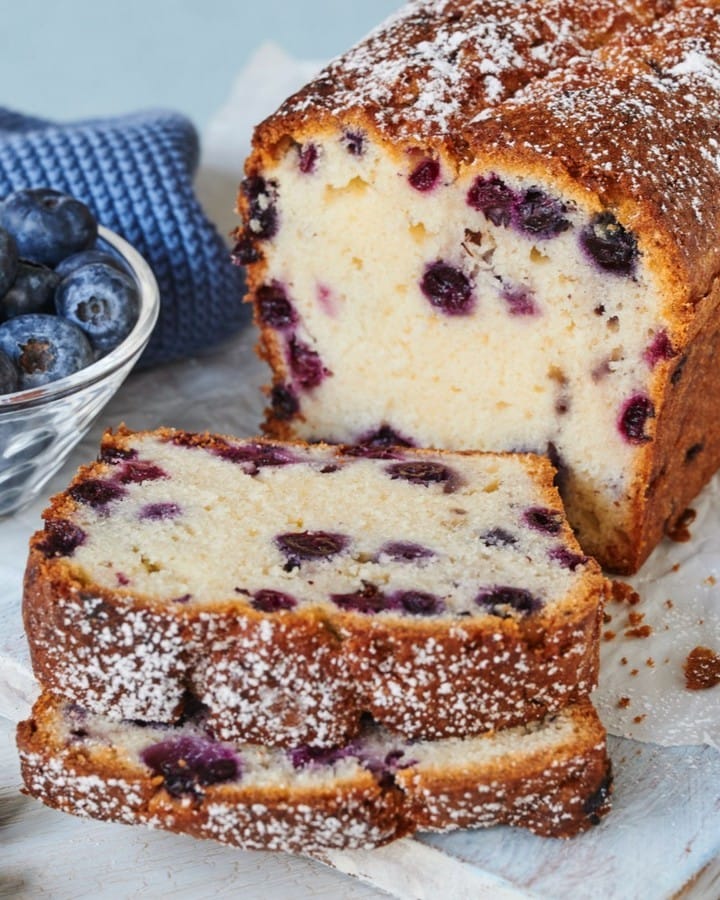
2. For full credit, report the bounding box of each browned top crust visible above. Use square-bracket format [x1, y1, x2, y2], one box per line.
[249, 0, 720, 321]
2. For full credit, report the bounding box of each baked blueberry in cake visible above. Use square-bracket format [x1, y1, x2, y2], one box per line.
[237, 0, 720, 574]
[23, 426, 605, 748]
[17, 693, 612, 850]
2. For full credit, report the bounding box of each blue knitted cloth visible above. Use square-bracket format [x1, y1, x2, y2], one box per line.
[0, 108, 248, 367]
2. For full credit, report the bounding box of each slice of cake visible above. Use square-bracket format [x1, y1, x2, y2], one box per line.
[17, 693, 612, 849]
[24, 426, 605, 747]
[237, 0, 720, 574]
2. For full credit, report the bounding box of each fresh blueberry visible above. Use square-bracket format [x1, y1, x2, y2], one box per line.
[55, 262, 139, 354]
[392, 590, 444, 615]
[270, 383, 299, 420]
[420, 261, 474, 315]
[0, 314, 93, 388]
[0, 188, 97, 266]
[288, 337, 329, 389]
[409, 158, 440, 192]
[0, 348, 18, 394]
[251, 589, 297, 612]
[386, 460, 456, 489]
[0, 260, 59, 320]
[618, 394, 654, 444]
[276, 531, 349, 563]
[256, 282, 297, 329]
[54, 249, 128, 279]
[141, 735, 240, 798]
[475, 586, 543, 617]
[480, 527, 517, 548]
[69, 478, 126, 508]
[242, 175, 278, 240]
[37, 518, 86, 557]
[523, 507, 563, 535]
[467, 174, 516, 226]
[0, 226, 18, 297]
[580, 212, 638, 275]
[378, 541, 436, 561]
[331, 583, 390, 614]
[514, 188, 571, 238]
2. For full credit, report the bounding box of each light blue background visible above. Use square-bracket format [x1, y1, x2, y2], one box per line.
[0, 0, 398, 127]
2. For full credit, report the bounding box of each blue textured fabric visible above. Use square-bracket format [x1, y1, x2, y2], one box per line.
[0, 108, 248, 367]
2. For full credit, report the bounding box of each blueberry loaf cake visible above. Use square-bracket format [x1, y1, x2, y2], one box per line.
[238, 0, 720, 573]
[17, 693, 612, 849]
[24, 426, 605, 747]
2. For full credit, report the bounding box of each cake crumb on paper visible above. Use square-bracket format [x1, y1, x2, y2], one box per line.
[683, 646, 720, 691]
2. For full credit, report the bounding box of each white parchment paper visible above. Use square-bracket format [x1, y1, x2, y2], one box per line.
[0, 45, 718, 749]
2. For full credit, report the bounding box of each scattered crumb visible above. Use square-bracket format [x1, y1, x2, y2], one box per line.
[628, 611, 645, 626]
[672, 563, 680, 573]
[646, 658, 655, 668]
[633, 715, 647, 724]
[631, 668, 640, 676]
[618, 696, 631, 708]
[625, 625, 653, 639]
[611, 581, 641, 605]
[620, 656, 628, 666]
[665, 598, 674, 609]
[683, 646, 720, 690]
[603, 612, 613, 624]
[603, 630, 616, 641]
[704, 575, 716, 586]
[666, 507, 696, 542]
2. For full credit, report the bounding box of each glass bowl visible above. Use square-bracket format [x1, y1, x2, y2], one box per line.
[0, 226, 160, 516]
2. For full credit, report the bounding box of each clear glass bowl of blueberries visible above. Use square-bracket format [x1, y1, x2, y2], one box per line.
[0, 188, 159, 516]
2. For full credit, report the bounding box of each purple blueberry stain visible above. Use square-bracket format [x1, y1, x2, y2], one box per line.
[523, 507, 563, 535]
[475, 586, 544, 617]
[116, 460, 168, 485]
[69, 478, 126, 509]
[251, 589, 297, 612]
[502, 284, 538, 316]
[420, 261, 475, 316]
[139, 502, 182, 521]
[231, 233, 261, 266]
[38, 518, 86, 557]
[141, 735, 240, 798]
[298, 142, 319, 174]
[644, 330, 676, 368]
[214, 440, 299, 469]
[386, 460, 458, 492]
[342, 130, 366, 156]
[409, 158, 440, 192]
[242, 175, 278, 240]
[548, 546, 589, 570]
[580, 212, 638, 275]
[288, 337, 330, 389]
[619, 394, 654, 444]
[276, 531, 349, 565]
[256, 282, 297, 329]
[378, 541, 436, 562]
[288, 745, 350, 770]
[271, 384, 299, 420]
[331, 583, 390, 615]
[480, 527, 517, 548]
[116, 572, 130, 586]
[98, 446, 138, 465]
[345, 425, 415, 459]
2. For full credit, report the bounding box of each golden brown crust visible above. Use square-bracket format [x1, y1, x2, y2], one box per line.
[17, 693, 612, 848]
[23, 426, 606, 747]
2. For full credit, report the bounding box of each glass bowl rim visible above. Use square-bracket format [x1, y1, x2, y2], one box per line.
[0, 226, 160, 412]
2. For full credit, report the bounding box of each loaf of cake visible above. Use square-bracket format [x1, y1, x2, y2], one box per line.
[23, 426, 605, 747]
[237, 0, 720, 574]
[17, 693, 612, 849]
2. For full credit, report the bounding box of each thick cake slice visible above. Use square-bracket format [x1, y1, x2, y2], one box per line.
[238, 0, 720, 574]
[24, 426, 605, 747]
[17, 693, 612, 850]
